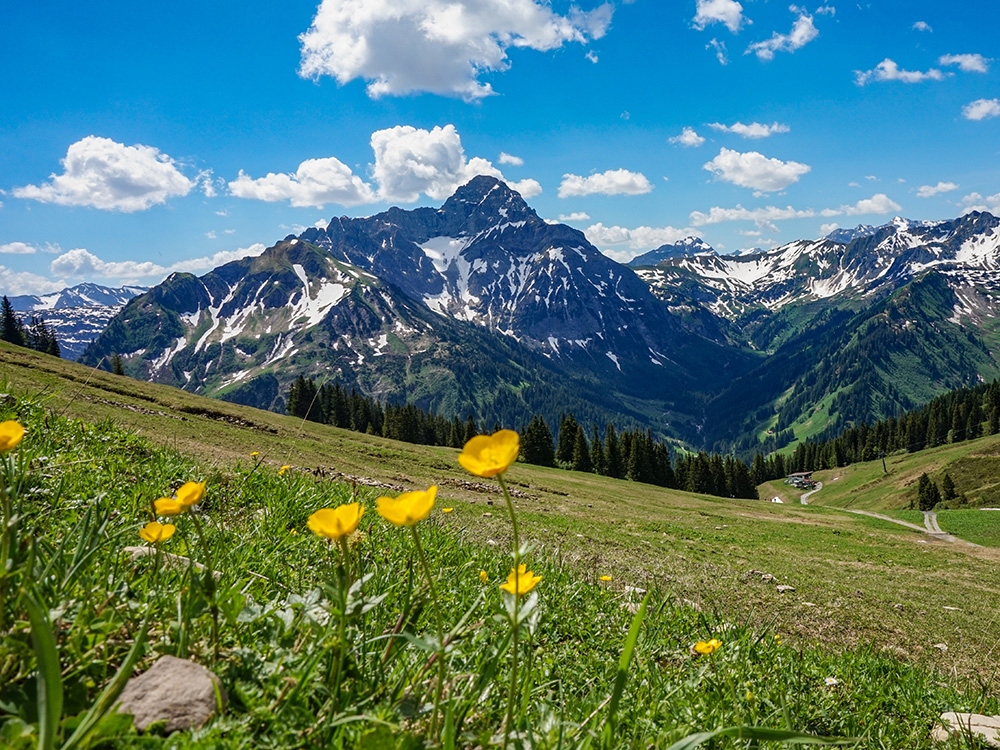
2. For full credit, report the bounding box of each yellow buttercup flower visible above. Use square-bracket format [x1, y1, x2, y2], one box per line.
[458, 430, 520, 478]
[308, 503, 365, 540]
[176, 481, 206, 510]
[278, 465, 291, 476]
[0, 421, 24, 452]
[376, 486, 436, 527]
[500, 564, 542, 595]
[442, 507, 454, 513]
[694, 639, 722, 655]
[599, 575, 612, 581]
[153, 497, 185, 516]
[250, 451, 260, 457]
[479, 570, 489, 583]
[140, 521, 176, 544]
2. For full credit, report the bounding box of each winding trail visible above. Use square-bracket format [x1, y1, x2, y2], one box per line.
[799, 481, 823, 505]
[798, 481, 981, 547]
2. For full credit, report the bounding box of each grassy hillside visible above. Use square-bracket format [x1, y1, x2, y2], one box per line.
[6, 343, 1000, 671]
[4, 343, 1000, 746]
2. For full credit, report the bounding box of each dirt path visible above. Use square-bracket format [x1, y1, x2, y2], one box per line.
[799, 481, 982, 547]
[923, 510, 944, 534]
[799, 481, 823, 504]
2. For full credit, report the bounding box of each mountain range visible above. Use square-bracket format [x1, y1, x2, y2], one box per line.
[77, 177, 1000, 454]
[9, 283, 147, 360]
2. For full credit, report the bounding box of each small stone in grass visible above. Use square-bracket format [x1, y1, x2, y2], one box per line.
[117, 655, 226, 733]
[931, 713, 1000, 748]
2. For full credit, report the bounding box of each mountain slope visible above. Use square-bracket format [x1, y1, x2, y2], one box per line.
[82, 178, 748, 437]
[79, 238, 682, 435]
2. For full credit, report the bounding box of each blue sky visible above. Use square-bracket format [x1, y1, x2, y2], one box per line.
[2, 0, 999, 294]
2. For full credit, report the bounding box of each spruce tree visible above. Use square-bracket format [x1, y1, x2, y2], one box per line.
[521, 415, 555, 467]
[463, 414, 478, 443]
[941, 473, 957, 503]
[0, 297, 24, 347]
[111, 354, 126, 376]
[556, 414, 578, 466]
[604, 423, 622, 479]
[571, 426, 592, 473]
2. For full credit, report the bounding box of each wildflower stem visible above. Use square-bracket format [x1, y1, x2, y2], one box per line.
[0, 467, 11, 632]
[187, 512, 219, 661]
[497, 475, 520, 568]
[410, 525, 446, 737]
[503, 595, 520, 750]
[498, 474, 521, 750]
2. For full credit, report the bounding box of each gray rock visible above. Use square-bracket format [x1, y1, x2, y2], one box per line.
[931, 712, 1000, 748]
[776, 585, 795, 593]
[116, 655, 227, 733]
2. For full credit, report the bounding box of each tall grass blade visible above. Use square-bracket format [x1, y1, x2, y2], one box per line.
[604, 592, 650, 736]
[61, 612, 150, 750]
[25, 591, 64, 750]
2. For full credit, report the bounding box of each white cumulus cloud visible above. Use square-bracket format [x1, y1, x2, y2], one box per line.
[916, 181, 959, 198]
[912, 21, 932, 32]
[0, 242, 39, 255]
[669, 127, 706, 147]
[962, 98, 1000, 121]
[689, 204, 817, 226]
[939, 53, 989, 74]
[370, 124, 541, 202]
[558, 169, 653, 198]
[0, 267, 69, 296]
[558, 212, 590, 222]
[499, 152, 524, 166]
[702, 147, 810, 192]
[855, 58, 945, 85]
[693, 0, 746, 34]
[49, 244, 268, 282]
[584, 223, 700, 261]
[298, 0, 613, 101]
[12, 136, 195, 212]
[708, 121, 790, 139]
[960, 192, 1000, 215]
[228, 157, 376, 208]
[840, 193, 901, 216]
[746, 7, 818, 61]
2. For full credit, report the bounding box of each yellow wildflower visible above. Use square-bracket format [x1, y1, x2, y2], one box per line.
[442, 507, 454, 513]
[376, 486, 436, 527]
[278, 465, 291, 476]
[139, 521, 176, 544]
[479, 570, 489, 583]
[250, 451, 260, 457]
[599, 575, 612, 582]
[458, 430, 520, 478]
[693, 639, 722, 655]
[500, 564, 542, 595]
[153, 480, 205, 516]
[308, 503, 365, 540]
[0, 421, 24, 452]
[175, 481, 205, 510]
[153, 497, 185, 516]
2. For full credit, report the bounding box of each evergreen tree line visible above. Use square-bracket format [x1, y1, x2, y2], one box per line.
[913, 472, 962, 511]
[748, 377, 1000, 483]
[286, 376, 758, 500]
[0, 296, 61, 357]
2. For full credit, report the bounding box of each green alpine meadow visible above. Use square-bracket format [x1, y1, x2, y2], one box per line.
[2, 344, 1000, 748]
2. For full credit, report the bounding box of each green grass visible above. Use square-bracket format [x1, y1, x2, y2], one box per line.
[3, 345, 1000, 746]
[935, 509, 1000, 548]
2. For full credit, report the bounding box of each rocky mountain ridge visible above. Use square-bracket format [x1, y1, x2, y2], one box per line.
[79, 178, 1000, 452]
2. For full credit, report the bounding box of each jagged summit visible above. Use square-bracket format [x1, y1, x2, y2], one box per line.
[628, 237, 715, 267]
